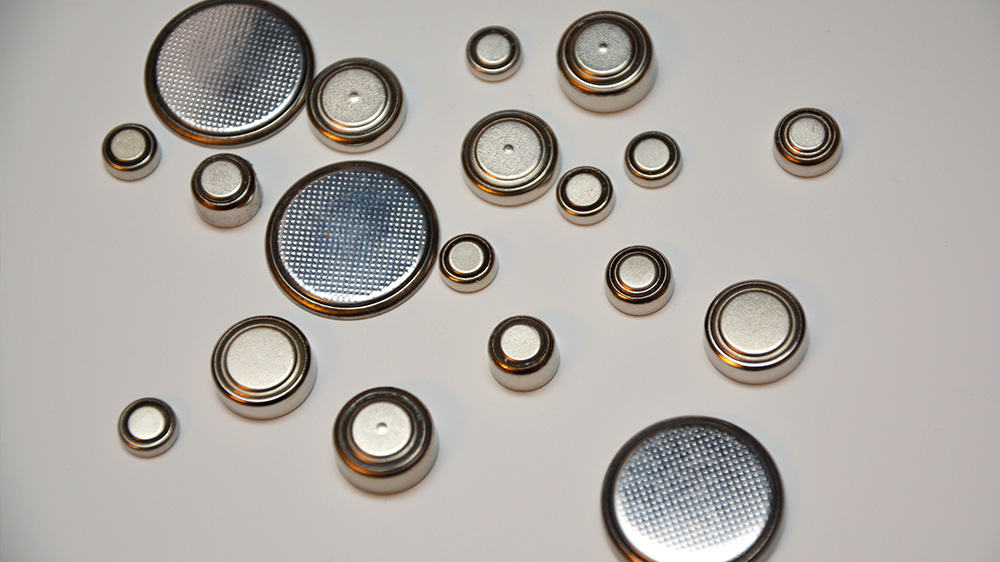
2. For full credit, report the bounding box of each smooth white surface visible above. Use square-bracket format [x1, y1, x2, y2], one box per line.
[1, 1, 998, 560]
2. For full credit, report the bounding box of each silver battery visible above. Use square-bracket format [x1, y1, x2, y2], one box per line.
[118, 397, 178, 458]
[704, 280, 808, 384]
[333, 387, 438, 494]
[307, 58, 405, 152]
[462, 110, 559, 206]
[488, 316, 559, 391]
[266, 162, 438, 319]
[556, 166, 614, 225]
[605, 246, 674, 316]
[774, 107, 842, 177]
[212, 316, 316, 419]
[466, 26, 522, 81]
[557, 11, 656, 113]
[602, 416, 783, 562]
[145, 0, 313, 145]
[102, 124, 160, 181]
[191, 154, 261, 227]
[625, 131, 681, 188]
[439, 234, 497, 293]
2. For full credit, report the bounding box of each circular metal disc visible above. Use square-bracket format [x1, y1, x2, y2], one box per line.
[102, 123, 160, 181]
[467, 26, 522, 81]
[333, 386, 438, 494]
[308, 58, 405, 152]
[118, 397, 178, 457]
[266, 161, 439, 318]
[625, 131, 681, 188]
[145, 0, 314, 145]
[556, 166, 614, 225]
[773, 107, 842, 177]
[705, 280, 808, 384]
[605, 245, 674, 315]
[557, 11, 656, 113]
[439, 233, 497, 292]
[488, 315, 559, 391]
[462, 110, 559, 206]
[602, 416, 783, 562]
[212, 315, 316, 419]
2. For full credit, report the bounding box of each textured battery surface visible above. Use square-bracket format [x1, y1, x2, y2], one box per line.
[611, 423, 778, 561]
[272, 165, 432, 310]
[149, 1, 310, 140]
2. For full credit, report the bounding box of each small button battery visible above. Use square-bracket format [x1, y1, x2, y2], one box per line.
[102, 124, 160, 181]
[439, 234, 497, 292]
[556, 166, 614, 225]
[191, 154, 261, 228]
[773, 107, 842, 177]
[462, 110, 559, 206]
[333, 387, 438, 494]
[488, 316, 559, 391]
[605, 246, 674, 316]
[308, 58, 405, 152]
[467, 26, 521, 81]
[625, 131, 681, 188]
[118, 397, 178, 457]
[557, 11, 656, 113]
[704, 280, 808, 384]
[212, 316, 316, 419]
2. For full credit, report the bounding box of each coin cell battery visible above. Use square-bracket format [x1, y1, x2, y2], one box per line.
[212, 316, 316, 419]
[191, 154, 261, 227]
[462, 110, 559, 206]
[102, 124, 160, 180]
[467, 26, 521, 81]
[145, 0, 313, 145]
[705, 280, 808, 384]
[118, 398, 178, 457]
[488, 316, 559, 391]
[557, 11, 656, 113]
[773, 107, 842, 177]
[439, 234, 497, 292]
[602, 416, 783, 562]
[556, 167, 614, 225]
[625, 131, 681, 188]
[333, 387, 438, 494]
[605, 246, 674, 316]
[266, 162, 439, 319]
[307, 58, 405, 152]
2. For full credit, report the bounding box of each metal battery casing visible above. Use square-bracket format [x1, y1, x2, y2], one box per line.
[308, 58, 405, 152]
[467, 26, 522, 81]
[556, 166, 615, 225]
[191, 153, 261, 227]
[773, 107, 842, 177]
[605, 246, 674, 315]
[118, 397, 178, 457]
[488, 316, 560, 391]
[625, 131, 681, 188]
[439, 234, 497, 293]
[102, 124, 161, 181]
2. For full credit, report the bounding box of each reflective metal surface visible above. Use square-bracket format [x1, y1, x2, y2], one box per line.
[212, 315, 316, 419]
[605, 246, 673, 316]
[625, 131, 681, 188]
[773, 107, 842, 177]
[118, 397, 178, 457]
[191, 153, 261, 227]
[266, 161, 438, 318]
[556, 166, 614, 225]
[705, 280, 807, 384]
[145, 0, 313, 145]
[602, 416, 783, 562]
[439, 233, 497, 292]
[102, 123, 160, 180]
[462, 110, 559, 206]
[333, 387, 438, 494]
[488, 316, 559, 391]
[558, 11, 655, 113]
[308, 58, 405, 152]
[466, 26, 521, 81]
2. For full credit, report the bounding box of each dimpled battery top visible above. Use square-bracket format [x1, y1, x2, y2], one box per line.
[308, 58, 405, 152]
[602, 417, 783, 562]
[462, 110, 559, 206]
[145, 0, 313, 145]
[266, 162, 439, 318]
[557, 11, 656, 112]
